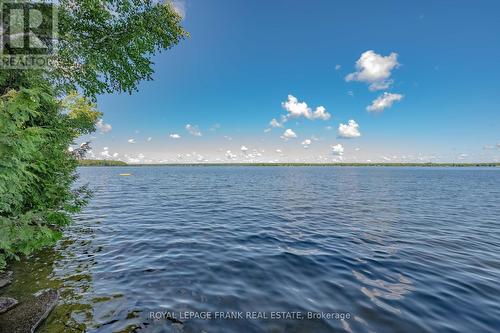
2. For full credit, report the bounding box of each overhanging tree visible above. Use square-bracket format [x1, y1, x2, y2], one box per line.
[0, 0, 187, 269]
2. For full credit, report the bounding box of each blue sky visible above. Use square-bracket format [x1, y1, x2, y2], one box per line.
[86, 0, 500, 163]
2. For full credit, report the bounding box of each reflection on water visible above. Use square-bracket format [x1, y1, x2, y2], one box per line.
[1, 166, 500, 333]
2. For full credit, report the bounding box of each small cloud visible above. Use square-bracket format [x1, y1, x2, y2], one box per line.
[275, 149, 282, 153]
[185, 124, 202, 136]
[281, 128, 297, 140]
[224, 135, 232, 141]
[147, 137, 152, 142]
[325, 126, 333, 131]
[241, 145, 248, 153]
[347, 91, 354, 97]
[269, 118, 283, 128]
[331, 144, 344, 156]
[346, 50, 400, 91]
[169, 133, 181, 139]
[301, 139, 312, 149]
[169, 0, 186, 19]
[225, 150, 237, 160]
[128, 138, 136, 144]
[281, 95, 331, 121]
[367, 92, 403, 112]
[338, 120, 361, 138]
[101, 149, 111, 158]
[335, 64, 341, 71]
[209, 123, 221, 131]
[312, 106, 331, 120]
[96, 119, 112, 133]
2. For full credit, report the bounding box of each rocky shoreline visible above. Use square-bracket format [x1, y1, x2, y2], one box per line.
[0, 270, 58, 333]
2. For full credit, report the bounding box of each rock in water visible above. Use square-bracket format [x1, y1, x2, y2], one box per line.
[0, 289, 58, 333]
[0, 271, 13, 288]
[0, 297, 18, 314]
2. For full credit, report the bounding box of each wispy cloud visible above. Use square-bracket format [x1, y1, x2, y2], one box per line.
[367, 92, 403, 112]
[169, 0, 186, 19]
[185, 124, 202, 136]
[96, 119, 112, 133]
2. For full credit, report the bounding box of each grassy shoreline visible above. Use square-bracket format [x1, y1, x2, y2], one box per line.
[79, 160, 500, 167]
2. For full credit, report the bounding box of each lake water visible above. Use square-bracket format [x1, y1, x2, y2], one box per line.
[2, 166, 500, 333]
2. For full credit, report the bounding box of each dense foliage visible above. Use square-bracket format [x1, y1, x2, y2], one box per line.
[0, 0, 187, 270]
[0, 80, 100, 269]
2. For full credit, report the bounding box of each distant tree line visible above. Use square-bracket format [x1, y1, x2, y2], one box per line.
[79, 160, 128, 166]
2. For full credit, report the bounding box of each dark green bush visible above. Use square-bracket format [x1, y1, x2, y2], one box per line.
[0, 77, 100, 270]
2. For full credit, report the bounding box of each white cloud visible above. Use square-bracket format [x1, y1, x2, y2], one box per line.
[101, 148, 110, 158]
[281, 95, 331, 121]
[338, 120, 361, 138]
[345, 50, 400, 91]
[269, 118, 283, 128]
[169, 133, 181, 139]
[169, 0, 186, 18]
[281, 128, 297, 140]
[128, 138, 136, 144]
[241, 145, 248, 153]
[331, 144, 344, 156]
[275, 149, 282, 153]
[96, 119, 112, 133]
[185, 124, 202, 136]
[225, 150, 237, 160]
[335, 64, 341, 70]
[367, 92, 403, 112]
[301, 139, 311, 148]
[147, 137, 152, 142]
[312, 106, 331, 120]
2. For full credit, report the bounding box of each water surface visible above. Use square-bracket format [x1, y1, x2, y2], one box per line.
[2, 166, 500, 333]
